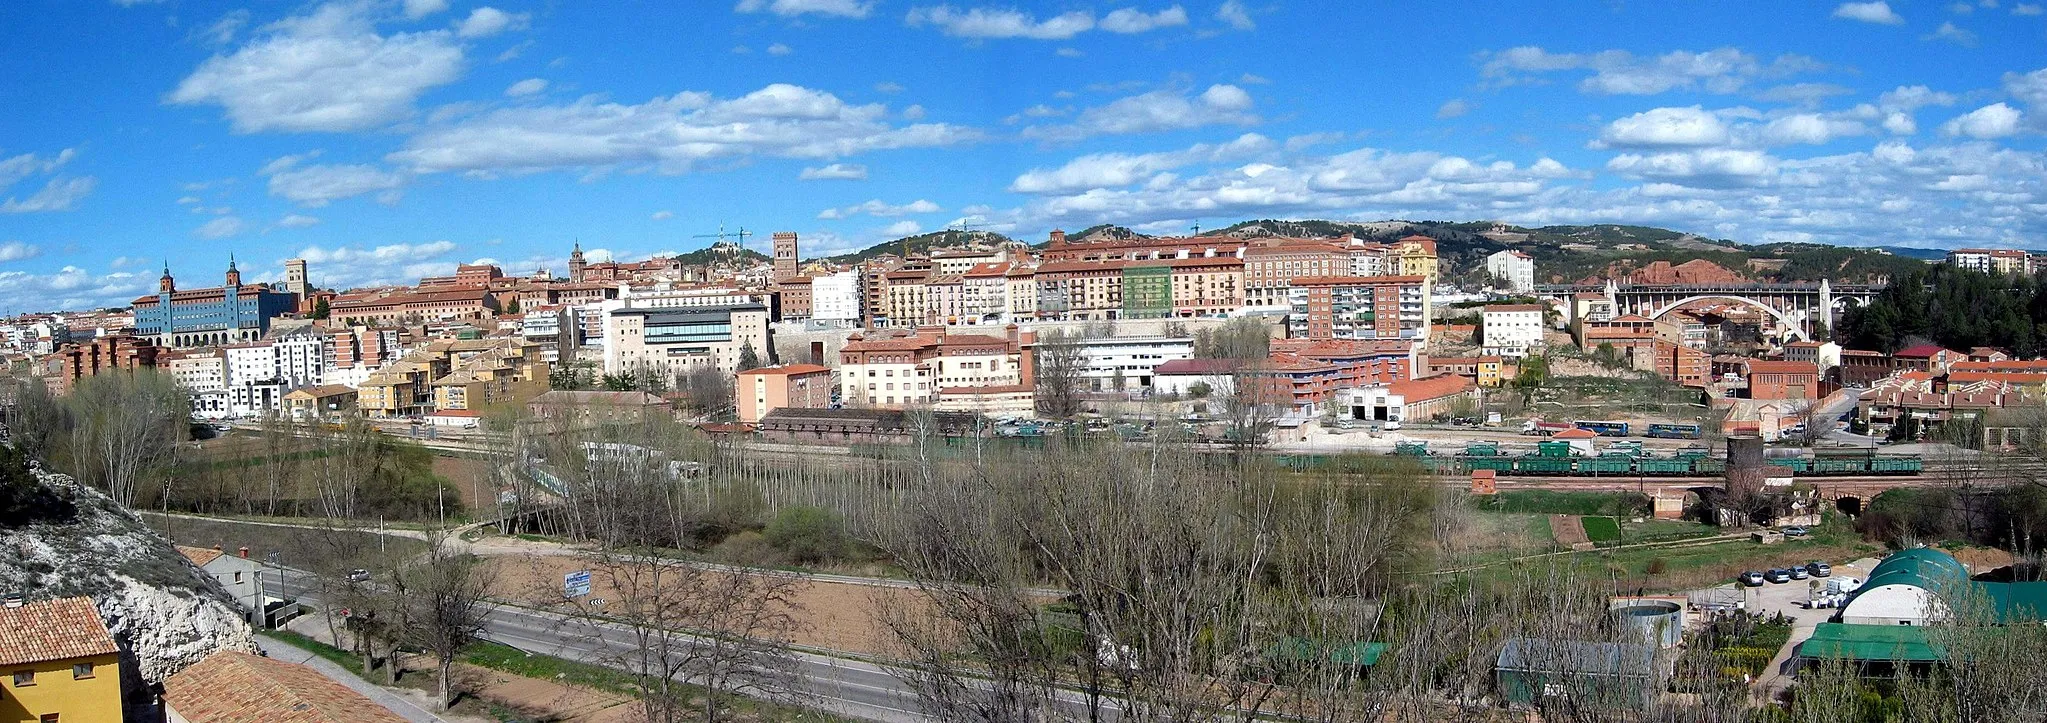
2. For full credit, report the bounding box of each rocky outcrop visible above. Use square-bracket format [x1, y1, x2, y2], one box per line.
[0, 467, 256, 685]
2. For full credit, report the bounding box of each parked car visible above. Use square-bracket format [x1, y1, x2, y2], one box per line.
[347, 568, 371, 582]
[1739, 570, 1765, 587]
[1806, 561, 1832, 577]
[1782, 526, 1810, 537]
[1765, 569, 1792, 584]
[1383, 421, 1402, 431]
[1790, 566, 1809, 580]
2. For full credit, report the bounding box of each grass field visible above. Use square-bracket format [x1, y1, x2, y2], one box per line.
[1478, 490, 1650, 516]
[1581, 516, 1622, 543]
[140, 512, 427, 573]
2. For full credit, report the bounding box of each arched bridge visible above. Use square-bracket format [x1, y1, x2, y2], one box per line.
[1537, 280, 1882, 339]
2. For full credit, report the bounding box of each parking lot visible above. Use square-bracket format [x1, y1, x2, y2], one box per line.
[1692, 555, 1884, 695]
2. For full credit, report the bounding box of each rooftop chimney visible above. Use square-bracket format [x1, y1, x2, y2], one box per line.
[238, 546, 250, 559]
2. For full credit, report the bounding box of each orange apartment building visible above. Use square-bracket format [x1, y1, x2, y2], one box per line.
[1287, 276, 1429, 340]
[737, 364, 834, 424]
[1744, 359, 1821, 401]
[39, 334, 159, 395]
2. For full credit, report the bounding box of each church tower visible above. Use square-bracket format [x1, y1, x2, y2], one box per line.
[568, 242, 587, 283]
[224, 255, 242, 288]
[159, 263, 175, 293]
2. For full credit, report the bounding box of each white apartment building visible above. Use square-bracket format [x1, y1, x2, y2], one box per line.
[166, 350, 227, 393]
[274, 331, 328, 388]
[602, 303, 773, 378]
[810, 271, 863, 327]
[1485, 250, 1537, 293]
[837, 329, 1030, 410]
[618, 283, 772, 309]
[1073, 336, 1194, 393]
[1480, 304, 1547, 358]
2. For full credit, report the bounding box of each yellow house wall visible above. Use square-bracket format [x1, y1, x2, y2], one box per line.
[1, 653, 122, 723]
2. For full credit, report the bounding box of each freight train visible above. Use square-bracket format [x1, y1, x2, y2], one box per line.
[1277, 442, 1924, 477]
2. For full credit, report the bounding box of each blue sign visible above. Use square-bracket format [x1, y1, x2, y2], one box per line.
[564, 570, 591, 598]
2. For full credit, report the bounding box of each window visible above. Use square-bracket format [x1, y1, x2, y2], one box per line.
[233, 571, 243, 583]
[72, 663, 93, 680]
[41, 715, 58, 723]
[14, 669, 34, 686]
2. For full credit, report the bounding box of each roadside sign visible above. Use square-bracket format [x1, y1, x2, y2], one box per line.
[564, 570, 591, 598]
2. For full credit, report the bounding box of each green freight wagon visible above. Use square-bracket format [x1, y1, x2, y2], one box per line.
[1637, 457, 1694, 475]
[1693, 458, 1727, 474]
[1465, 442, 1500, 456]
[1871, 455, 1923, 474]
[1535, 441, 1576, 457]
[1766, 457, 1811, 473]
[1516, 457, 1575, 475]
[1809, 457, 1866, 475]
[1577, 457, 1633, 475]
[1675, 446, 1709, 459]
[1394, 442, 1430, 456]
[1464, 456, 1516, 472]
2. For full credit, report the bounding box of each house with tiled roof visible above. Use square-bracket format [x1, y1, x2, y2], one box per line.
[1333, 373, 1479, 424]
[1894, 344, 1965, 374]
[0, 596, 122, 723]
[1743, 359, 1821, 401]
[837, 326, 1035, 413]
[164, 650, 408, 723]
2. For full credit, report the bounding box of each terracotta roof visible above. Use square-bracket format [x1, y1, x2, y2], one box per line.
[164, 650, 410, 723]
[739, 364, 831, 376]
[177, 545, 226, 567]
[963, 262, 1011, 277]
[1386, 373, 1475, 402]
[0, 596, 118, 666]
[1952, 360, 2047, 372]
[1950, 371, 2047, 384]
[1155, 358, 1245, 375]
[1552, 428, 1600, 439]
[1894, 344, 1955, 358]
[841, 336, 937, 353]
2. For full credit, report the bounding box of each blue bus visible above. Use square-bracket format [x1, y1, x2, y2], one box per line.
[1573, 420, 1631, 437]
[1647, 423, 1703, 439]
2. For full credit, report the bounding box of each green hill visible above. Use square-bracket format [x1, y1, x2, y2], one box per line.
[823, 229, 1018, 263]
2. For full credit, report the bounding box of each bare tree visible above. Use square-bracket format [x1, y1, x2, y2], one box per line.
[403, 533, 494, 710]
[66, 370, 188, 507]
[1033, 329, 1086, 419]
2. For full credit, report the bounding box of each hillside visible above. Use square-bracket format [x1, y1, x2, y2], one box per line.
[823, 229, 1018, 263]
[672, 243, 768, 266]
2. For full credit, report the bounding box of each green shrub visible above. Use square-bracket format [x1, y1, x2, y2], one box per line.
[764, 506, 847, 565]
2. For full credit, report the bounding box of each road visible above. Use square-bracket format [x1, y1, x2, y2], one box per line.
[262, 570, 1119, 723]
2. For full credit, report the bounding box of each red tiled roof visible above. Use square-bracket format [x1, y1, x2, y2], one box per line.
[1552, 428, 1600, 439]
[0, 597, 118, 666]
[177, 545, 225, 567]
[1950, 371, 2047, 384]
[1386, 373, 1475, 402]
[164, 650, 410, 723]
[1894, 344, 1955, 358]
[1951, 360, 2047, 372]
[841, 337, 937, 352]
[1743, 359, 1819, 375]
[1155, 358, 1245, 375]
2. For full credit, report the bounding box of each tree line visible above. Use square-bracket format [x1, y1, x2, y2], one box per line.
[1836, 265, 2047, 355]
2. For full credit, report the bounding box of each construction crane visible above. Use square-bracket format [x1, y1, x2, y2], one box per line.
[692, 223, 752, 255]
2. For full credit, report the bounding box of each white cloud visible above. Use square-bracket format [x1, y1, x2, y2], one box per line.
[735, 0, 874, 18]
[1009, 132, 1274, 194]
[200, 10, 251, 45]
[2016, 3, 2044, 14]
[1, 177, 97, 213]
[1056, 47, 1084, 58]
[194, 216, 246, 239]
[800, 163, 869, 180]
[874, 81, 905, 94]
[1752, 83, 1854, 106]
[266, 163, 408, 206]
[388, 83, 979, 176]
[905, 6, 1096, 39]
[403, 0, 450, 19]
[1435, 99, 1470, 119]
[1924, 21, 1978, 45]
[295, 240, 461, 289]
[0, 266, 152, 315]
[1883, 111, 1918, 135]
[767, 42, 794, 55]
[1022, 84, 1257, 142]
[0, 148, 76, 188]
[169, 2, 465, 133]
[1479, 46, 1818, 95]
[1607, 149, 1778, 187]
[1099, 6, 1188, 33]
[1759, 113, 1868, 145]
[880, 220, 922, 236]
[276, 214, 321, 228]
[651, 210, 674, 220]
[0, 242, 41, 262]
[1595, 106, 1732, 148]
[504, 79, 548, 98]
[1215, 0, 1254, 30]
[2005, 67, 2047, 109]
[176, 196, 202, 205]
[819, 198, 941, 219]
[1833, 1, 1905, 23]
[456, 7, 529, 38]
[1941, 102, 2024, 139]
[1879, 85, 1959, 111]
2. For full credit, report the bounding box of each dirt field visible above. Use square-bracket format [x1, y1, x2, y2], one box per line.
[431, 455, 497, 513]
[1548, 514, 1589, 546]
[485, 555, 926, 657]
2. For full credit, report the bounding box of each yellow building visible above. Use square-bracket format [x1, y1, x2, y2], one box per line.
[1390, 235, 1440, 285]
[358, 337, 549, 417]
[0, 596, 123, 723]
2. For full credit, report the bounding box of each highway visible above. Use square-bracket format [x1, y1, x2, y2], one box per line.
[262, 570, 1121, 722]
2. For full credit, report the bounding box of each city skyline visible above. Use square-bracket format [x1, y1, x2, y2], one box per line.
[1, 0, 2043, 311]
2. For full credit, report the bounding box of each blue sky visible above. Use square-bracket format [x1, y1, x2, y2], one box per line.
[0, 0, 2043, 311]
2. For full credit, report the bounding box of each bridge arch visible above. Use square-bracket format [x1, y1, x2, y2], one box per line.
[1643, 295, 1808, 341]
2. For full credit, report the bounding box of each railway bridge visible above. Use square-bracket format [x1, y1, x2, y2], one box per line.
[1536, 279, 1883, 341]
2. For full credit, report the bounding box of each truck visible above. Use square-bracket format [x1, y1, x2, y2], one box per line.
[1520, 420, 1575, 436]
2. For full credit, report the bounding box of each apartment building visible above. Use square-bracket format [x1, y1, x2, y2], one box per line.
[1480, 304, 1547, 358]
[1071, 336, 1195, 392]
[1287, 276, 1430, 340]
[1037, 228, 1249, 263]
[357, 337, 549, 417]
[1243, 238, 1350, 308]
[1485, 250, 1536, 292]
[737, 364, 833, 424]
[775, 276, 813, 321]
[602, 303, 773, 378]
[810, 270, 864, 328]
[837, 326, 1035, 412]
[1947, 248, 2032, 275]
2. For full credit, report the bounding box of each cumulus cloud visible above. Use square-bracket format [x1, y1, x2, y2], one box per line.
[276, 214, 322, 228]
[1, 177, 97, 213]
[505, 78, 548, 96]
[1099, 5, 1188, 33]
[194, 216, 247, 239]
[199, 10, 251, 45]
[1022, 84, 1256, 142]
[1435, 99, 1470, 119]
[0, 266, 152, 316]
[1607, 149, 1779, 187]
[1880, 85, 1959, 111]
[1215, 0, 1254, 30]
[0, 242, 41, 263]
[819, 198, 941, 219]
[1941, 103, 2024, 139]
[1595, 106, 1732, 148]
[2016, 3, 2044, 14]
[880, 220, 922, 236]
[735, 0, 874, 18]
[1833, 1, 1905, 23]
[296, 240, 462, 289]
[651, 210, 674, 220]
[2005, 67, 2047, 109]
[456, 7, 529, 38]
[402, 0, 450, 19]
[387, 83, 979, 176]
[767, 42, 794, 55]
[1008, 133, 1274, 194]
[169, 2, 465, 133]
[0, 148, 76, 189]
[905, 5, 1095, 39]
[1480, 46, 1819, 95]
[800, 163, 869, 180]
[1760, 113, 1869, 145]
[266, 162, 409, 206]
[1924, 21, 1978, 45]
